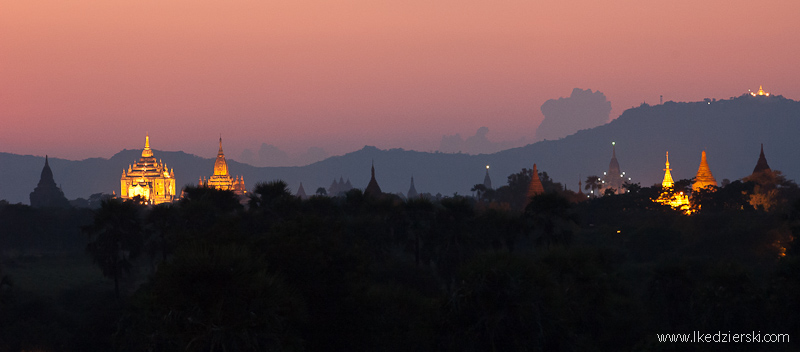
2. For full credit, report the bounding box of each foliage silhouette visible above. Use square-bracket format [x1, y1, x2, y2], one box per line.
[84, 199, 144, 298]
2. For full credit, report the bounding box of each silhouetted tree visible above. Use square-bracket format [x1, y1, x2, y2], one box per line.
[84, 199, 144, 298]
[118, 243, 306, 351]
[524, 193, 577, 248]
[144, 203, 178, 263]
[585, 175, 601, 198]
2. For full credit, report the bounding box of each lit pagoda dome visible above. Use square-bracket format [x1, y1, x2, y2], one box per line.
[199, 136, 246, 196]
[750, 85, 771, 97]
[692, 151, 717, 192]
[213, 137, 228, 177]
[655, 151, 691, 213]
[120, 134, 176, 204]
[661, 152, 675, 189]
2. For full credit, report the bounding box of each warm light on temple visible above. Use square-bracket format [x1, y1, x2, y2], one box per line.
[120, 135, 176, 204]
[655, 151, 692, 214]
[750, 85, 771, 97]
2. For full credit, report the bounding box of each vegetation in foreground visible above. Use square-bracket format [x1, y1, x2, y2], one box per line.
[0, 170, 799, 351]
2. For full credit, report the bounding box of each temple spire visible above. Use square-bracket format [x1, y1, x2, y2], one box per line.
[526, 164, 545, 200]
[483, 165, 492, 190]
[213, 136, 229, 176]
[606, 142, 623, 194]
[752, 143, 771, 174]
[30, 154, 69, 208]
[662, 152, 675, 188]
[407, 176, 419, 199]
[365, 161, 382, 196]
[692, 151, 717, 192]
[142, 134, 153, 158]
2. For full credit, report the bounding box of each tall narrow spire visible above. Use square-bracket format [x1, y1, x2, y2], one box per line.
[142, 134, 153, 158]
[483, 165, 492, 190]
[606, 142, 623, 193]
[752, 143, 771, 174]
[407, 176, 419, 199]
[213, 136, 229, 176]
[365, 161, 382, 196]
[661, 152, 674, 188]
[693, 151, 717, 191]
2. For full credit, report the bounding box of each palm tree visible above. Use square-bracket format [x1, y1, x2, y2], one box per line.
[84, 199, 144, 298]
[585, 175, 602, 198]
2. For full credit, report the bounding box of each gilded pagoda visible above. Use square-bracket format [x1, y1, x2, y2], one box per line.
[120, 135, 176, 204]
[198, 137, 246, 196]
[692, 151, 717, 192]
[655, 152, 690, 213]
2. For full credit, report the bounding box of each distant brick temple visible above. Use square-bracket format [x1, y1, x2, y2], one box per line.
[30, 156, 70, 208]
[120, 135, 176, 204]
[364, 162, 382, 197]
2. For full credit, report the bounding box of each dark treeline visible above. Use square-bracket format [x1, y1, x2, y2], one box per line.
[1, 168, 799, 351]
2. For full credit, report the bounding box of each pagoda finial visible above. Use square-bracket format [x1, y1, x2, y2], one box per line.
[753, 143, 771, 174]
[142, 133, 153, 157]
[662, 152, 674, 188]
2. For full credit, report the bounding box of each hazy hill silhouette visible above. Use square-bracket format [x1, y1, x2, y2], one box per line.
[1, 94, 799, 204]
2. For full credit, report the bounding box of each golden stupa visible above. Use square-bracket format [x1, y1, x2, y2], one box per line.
[750, 85, 770, 97]
[120, 135, 176, 204]
[198, 137, 246, 196]
[692, 151, 717, 192]
[656, 152, 690, 213]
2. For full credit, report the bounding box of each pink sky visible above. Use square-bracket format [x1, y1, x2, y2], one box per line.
[2, 1, 799, 161]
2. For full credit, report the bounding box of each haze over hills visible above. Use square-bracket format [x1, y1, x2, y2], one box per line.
[1, 93, 799, 205]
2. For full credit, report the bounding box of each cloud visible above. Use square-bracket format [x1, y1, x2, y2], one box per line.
[439, 127, 526, 154]
[536, 88, 612, 141]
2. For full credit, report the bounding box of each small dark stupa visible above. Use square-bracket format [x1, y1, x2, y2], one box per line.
[364, 162, 382, 197]
[30, 156, 70, 208]
[296, 182, 308, 200]
[407, 176, 418, 199]
[752, 143, 771, 175]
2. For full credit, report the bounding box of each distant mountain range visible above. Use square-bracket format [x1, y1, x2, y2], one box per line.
[2, 94, 799, 205]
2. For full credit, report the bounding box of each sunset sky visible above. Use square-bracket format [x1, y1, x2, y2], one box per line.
[2, 1, 799, 162]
